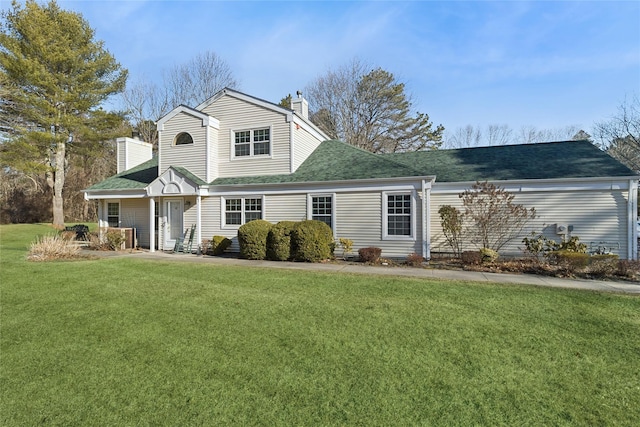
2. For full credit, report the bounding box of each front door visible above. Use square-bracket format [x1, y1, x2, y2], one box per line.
[164, 199, 183, 250]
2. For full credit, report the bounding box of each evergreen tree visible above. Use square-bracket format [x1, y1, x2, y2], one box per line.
[0, 0, 127, 227]
[305, 59, 444, 153]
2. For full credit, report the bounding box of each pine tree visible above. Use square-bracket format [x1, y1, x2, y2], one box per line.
[0, 0, 127, 227]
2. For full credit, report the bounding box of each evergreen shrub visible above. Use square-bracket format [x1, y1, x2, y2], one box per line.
[291, 220, 334, 262]
[238, 220, 272, 260]
[210, 235, 232, 255]
[267, 221, 297, 261]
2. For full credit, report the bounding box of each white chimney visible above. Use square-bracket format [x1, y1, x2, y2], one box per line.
[116, 137, 153, 173]
[291, 90, 309, 120]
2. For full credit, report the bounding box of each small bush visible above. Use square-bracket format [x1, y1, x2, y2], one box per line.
[358, 247, 382, 263]
[291, 220, 334, 262]
[549, 250, 590, 271]
[210, 235, 232, 256]
[588, 254, 619, 277]
[267, 221, 297, 261]
[27, 234, 81, 261]
[461, 251, 482, 265]
[406, 252, 424, 267]
[480, 248, 499, 264]
[617, 259, 640, 279]
[338, 237, 354, 260]
[238, 220, 273, 260]
[105, 230, 126, 251]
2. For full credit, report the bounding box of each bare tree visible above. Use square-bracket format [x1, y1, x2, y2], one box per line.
[593, 94, 640, 173]
[165, 51, 238, 108]
[121, 51, 238, 147]
[305, 58, 444, 153]
[444, 124, 582, 148]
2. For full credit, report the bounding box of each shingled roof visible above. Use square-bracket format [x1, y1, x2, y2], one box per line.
[387, 140, 635, 182]
[86, 139, 636, 192]
[211, 139, 425, 185]
[87, 157, 158, 190]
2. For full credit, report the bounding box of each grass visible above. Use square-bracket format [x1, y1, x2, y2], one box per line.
[1, 224, 639, 426]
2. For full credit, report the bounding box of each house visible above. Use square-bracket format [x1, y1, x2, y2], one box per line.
[84, 88, 639, 260]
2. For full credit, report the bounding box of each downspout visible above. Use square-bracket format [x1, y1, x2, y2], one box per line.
[149, 197, 155, 253]
[630, 179, 638, 260]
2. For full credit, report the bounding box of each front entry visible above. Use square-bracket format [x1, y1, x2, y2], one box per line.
[164, 199, 184, 250]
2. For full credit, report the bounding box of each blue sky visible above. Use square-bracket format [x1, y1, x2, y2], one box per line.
[12, 1, 640, 133]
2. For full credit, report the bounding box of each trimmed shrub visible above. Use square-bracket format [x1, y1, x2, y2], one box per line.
[480, 248, 499, 264]
[267, 221, 297, 261]
[211, 235, 232, 256]
[358, 247, 382, 263]
[549, 250, 590, 271]
[291, 220, 334, 262]
[461, 250, 482, 265]
[238, 220, 273, 260]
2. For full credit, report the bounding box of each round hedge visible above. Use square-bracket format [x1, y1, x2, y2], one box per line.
[267, 221, 297, 261]
[237, 219, 272, 260]
[291, 220, 334, 262]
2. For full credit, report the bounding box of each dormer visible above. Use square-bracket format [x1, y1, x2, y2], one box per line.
[156, 105, 219, 182]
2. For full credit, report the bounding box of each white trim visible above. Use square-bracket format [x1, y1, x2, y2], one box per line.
[196, 195, 202, 252]
[307, 193, 336, 232]
[156, 105, 219, 131]
[431, 178, 638, 194]
[229, 125, 274, 160]
[149, 198, 155, 253]
[292, 115, 330, 142]
[289, 120, 295, 173]
[629, 179, 638, 260]
[382, 190, 417, 241]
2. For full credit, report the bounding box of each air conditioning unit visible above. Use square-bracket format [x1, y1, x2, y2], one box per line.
[556, 224, 568, 235]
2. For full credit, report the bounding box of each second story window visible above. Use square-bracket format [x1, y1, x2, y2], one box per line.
[174, 132, 194, 145]
[233, 127, 271, 158]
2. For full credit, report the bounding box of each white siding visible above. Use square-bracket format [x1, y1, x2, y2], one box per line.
[202, 95, 292, 177]
[430, 187, 631, 259]
[335, 191, 422, 258]
[159, 112, 208, 180]
[292, 125, 323, 171]
[120, 199, 151, 248]
[265, 194, 307, 223]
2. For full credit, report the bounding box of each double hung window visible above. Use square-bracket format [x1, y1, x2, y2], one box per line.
[384, 192, 413, 238]
[225, 197, 263, 225]
[234, 127, 271, 157]
[107, 202, 120, 227]
[310, 195, 333, 229]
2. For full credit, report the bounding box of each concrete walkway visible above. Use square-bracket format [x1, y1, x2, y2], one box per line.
[87, 249, 640, 295]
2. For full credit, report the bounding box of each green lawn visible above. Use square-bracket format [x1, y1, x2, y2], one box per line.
[1, 224, 639, 426]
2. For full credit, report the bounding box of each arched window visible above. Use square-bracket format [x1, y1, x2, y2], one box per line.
[174, 132, 194, 145]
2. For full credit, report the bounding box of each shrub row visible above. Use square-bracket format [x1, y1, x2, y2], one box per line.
[238, 219, 334, 262]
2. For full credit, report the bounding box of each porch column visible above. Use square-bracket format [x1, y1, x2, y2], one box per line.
[196, 195, 202, 253]
[149, 198, 155, 253]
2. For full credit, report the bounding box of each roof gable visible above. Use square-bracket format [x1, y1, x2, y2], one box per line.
[147, 167, 205, 196]
[156, 105, 219, 131]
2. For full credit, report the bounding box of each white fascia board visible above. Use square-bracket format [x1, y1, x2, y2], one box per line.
[156, 105, 219, 131]
[431, 177, 639, 194]
[83, 190, 148, 200]
[200, 176, 436, 197]
[292, 114, 330, 141]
